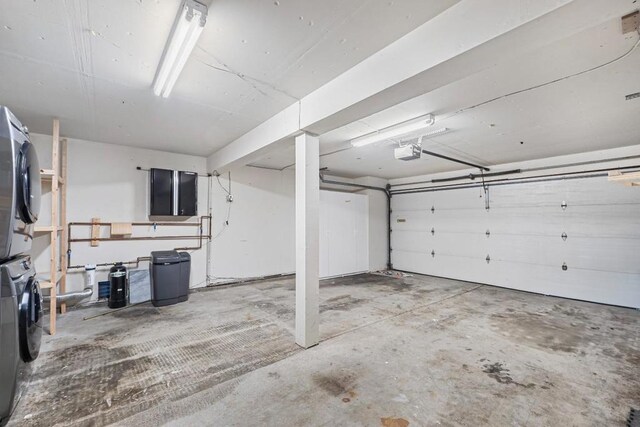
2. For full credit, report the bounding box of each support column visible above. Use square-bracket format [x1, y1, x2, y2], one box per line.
[295, 132, 320, 348]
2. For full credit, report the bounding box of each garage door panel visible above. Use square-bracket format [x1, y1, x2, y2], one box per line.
[556, 269, 640, 307]
[488, 235, 562, 267]
[392, 210, 429, 231]
[392, 249, 430, 273]
[431, 221, 491, 235]
[560, 206, 640, 238]
[490, 261, 640, 308]
[394, 188, 488, 211]
[393, 193, 433, 211]
[488, 208, 640, 239]
[394, 250, 492, 284]
[392, 230, 430, 253]
[563, 236, 640, 274]
[489, 179, 640, 208]
[490, 181, 570, 207]
[428, 255, 491, 284]
[432, 211, 490, 234]
[431, 187, 488, 209]
[391, 175, 640, 308]
[433, 233, 488, 258]
[488, 208, 565, 233]
[562, 178, 640, 205]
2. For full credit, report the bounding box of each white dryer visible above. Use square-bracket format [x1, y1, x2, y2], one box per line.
[0, 106, 41, 260]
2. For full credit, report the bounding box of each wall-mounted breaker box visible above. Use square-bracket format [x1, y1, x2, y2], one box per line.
[150, 168, 198, 216]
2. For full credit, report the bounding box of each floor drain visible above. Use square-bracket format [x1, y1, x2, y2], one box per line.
[628, 408, 639, 427]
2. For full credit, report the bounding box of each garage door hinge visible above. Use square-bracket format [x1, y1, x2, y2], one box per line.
[561, 201, 568, 210]
[562, 262, 568, 271]
[431, 227, 435, 236]
[431, 206, 435, 214]
[561, 232, 567, 241]
[486, 229, 490, 238]
[431, 250, 435, 258]
[486, 255, 491, 264]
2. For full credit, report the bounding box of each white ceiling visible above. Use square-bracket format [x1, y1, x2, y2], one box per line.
[0, 0, 459, 156]
[248, 12, 640, 179]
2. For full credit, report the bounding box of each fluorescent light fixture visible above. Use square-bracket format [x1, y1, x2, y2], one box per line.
[153, 0, 207, 98]
[351, 113, 435, 148]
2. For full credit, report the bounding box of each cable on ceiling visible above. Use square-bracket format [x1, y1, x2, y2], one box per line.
[440, 29, 640, 122]
[256, 30, 640, 171]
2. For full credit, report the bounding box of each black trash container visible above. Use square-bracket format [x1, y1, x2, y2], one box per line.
[108, 263, 128, 309]
[178, 252, 191, 295]
[150, 251, 189, 307]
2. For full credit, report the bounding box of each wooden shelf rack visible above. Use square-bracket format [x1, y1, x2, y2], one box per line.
[38, 118, 68, 335]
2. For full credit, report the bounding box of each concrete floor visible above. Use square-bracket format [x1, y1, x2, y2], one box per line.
[9, 273, 640, 426]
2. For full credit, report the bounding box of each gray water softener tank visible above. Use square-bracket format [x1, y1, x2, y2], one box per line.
[150, 250, 190, 307]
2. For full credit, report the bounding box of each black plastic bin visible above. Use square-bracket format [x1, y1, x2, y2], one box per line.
[179, 252, 190, 292]
[150, 250, 190, 307]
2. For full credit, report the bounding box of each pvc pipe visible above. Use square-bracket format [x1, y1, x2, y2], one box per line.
[86, 264, 97, 302]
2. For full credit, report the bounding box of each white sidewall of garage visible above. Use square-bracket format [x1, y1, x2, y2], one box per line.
[210, 167, 386, 281]
[391, 176, 640, 308]
[320, 190, 369, 278]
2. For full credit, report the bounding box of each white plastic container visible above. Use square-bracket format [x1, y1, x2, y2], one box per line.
[85, 264, 97, 302]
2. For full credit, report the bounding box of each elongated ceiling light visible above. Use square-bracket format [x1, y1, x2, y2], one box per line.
[153, 0, 208, 98]
[351, 114, 435, 148]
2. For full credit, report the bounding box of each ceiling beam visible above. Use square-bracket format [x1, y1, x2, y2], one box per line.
[207, 102, 300, 172]
[208, 0, 633, 172]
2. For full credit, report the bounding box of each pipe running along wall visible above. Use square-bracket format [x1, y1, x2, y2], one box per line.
[55, 216, 212, 302]
[65, 216, 212, 270]
[43, 287, 93, 306]
[389, 164, 640, 195]
[391, 154, 640, 191]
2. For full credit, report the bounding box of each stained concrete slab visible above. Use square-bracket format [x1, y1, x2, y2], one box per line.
[9, 273, 639, 426]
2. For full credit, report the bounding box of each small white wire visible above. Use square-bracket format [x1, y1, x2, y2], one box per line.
[216, 174, 230, 195]
[210, 202, 232, 241]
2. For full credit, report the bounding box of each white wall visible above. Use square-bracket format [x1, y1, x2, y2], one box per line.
[29, 134, 388, 291]
[208, 167, 296, 280]
[389, 145, 640, 308]
[208, 166, 388, 281]
[319, 191, 369, 278]
[354, 176, 389, 271]
[30, 133, 209, 292]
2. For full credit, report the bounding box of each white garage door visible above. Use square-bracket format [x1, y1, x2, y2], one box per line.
[391, 176, 640, 308]
[320, 190, 369, 278]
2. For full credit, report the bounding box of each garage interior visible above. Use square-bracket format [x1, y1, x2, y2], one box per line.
[0, 1, 639, 426]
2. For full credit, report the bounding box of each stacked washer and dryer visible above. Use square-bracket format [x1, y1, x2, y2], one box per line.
[0, 106, 43, 426]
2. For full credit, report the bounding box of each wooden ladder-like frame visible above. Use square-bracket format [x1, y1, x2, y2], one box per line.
[37, 119, 68, 335]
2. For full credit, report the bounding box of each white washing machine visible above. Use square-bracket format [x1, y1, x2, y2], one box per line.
[0, 106, 41, 260]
